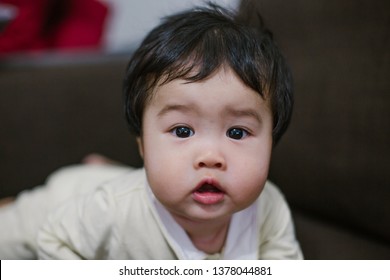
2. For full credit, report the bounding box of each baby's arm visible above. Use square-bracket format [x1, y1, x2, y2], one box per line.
[37, 186, 116, 259]
[258, 182, 304, 260]
[0, 164, 130, 259]
[0, 187, 48, 259]
[0, 167, 83, 260]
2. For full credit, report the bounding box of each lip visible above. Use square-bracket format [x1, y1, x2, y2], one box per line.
[192, 178, 225, 205]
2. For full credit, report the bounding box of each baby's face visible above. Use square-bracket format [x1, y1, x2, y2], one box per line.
[138, 67, 273, 224]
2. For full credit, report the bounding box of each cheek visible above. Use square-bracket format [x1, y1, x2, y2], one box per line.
[228, 144, 272, 204]
[141, 136, 189, 197]
[234, 160, 269, 193]
[228, 166, 268, 211]
[142, 135, 184, 172]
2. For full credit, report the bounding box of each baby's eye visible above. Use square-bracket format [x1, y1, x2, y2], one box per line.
[227, 127, 248, 140]
[171, 126, 194, 138]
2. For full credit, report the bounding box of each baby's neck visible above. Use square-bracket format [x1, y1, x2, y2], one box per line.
[188, 223, 229, 254]
[173, 214, 231, 254]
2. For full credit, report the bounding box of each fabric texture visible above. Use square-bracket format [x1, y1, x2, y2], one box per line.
[34, 166, 303, 260]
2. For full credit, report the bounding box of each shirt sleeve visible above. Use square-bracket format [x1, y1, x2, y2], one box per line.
[258, 182, 304, 260]
[0, 164, 131, 259]
[37, 186, 117, 260]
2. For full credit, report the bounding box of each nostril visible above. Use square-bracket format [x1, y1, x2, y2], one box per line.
[198, 161, 223, 168]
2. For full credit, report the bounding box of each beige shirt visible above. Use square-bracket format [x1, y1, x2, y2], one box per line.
[36, 166, 303, 259]
[0, 165, 130, 259]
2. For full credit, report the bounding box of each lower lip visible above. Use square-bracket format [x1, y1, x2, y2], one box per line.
[192, 191, 225, 205]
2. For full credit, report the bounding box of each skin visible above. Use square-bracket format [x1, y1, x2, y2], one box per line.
[137, 66, 274, 254]
[0, 197, 14, 207]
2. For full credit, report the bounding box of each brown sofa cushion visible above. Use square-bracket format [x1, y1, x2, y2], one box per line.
[0, 54, 143, 198]
[263, 0, 390, 244]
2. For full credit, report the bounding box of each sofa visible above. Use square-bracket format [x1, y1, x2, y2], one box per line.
[258, 0, 390, 259]
[1, 0, 389, 259]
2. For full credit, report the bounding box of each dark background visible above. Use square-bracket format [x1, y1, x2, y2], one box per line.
[259, 0, 390, 258]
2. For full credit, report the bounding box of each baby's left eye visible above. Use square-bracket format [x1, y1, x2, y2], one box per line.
[227, 128, 248, 140]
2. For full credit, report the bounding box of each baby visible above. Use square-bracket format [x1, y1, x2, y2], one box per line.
[2, 4, 302, 260]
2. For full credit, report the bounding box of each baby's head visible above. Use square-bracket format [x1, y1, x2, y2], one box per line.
[123, 4, 293, 223]
[124, 4, 293, 145]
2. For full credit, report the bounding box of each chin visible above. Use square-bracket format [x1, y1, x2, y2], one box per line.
[182, 206, 236, 223]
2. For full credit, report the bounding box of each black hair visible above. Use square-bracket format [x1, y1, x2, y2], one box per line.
[123, 3, 293, 144]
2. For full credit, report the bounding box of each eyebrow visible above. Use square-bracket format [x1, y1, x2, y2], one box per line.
[157, 104, 193, 117]
[224, 107, 263, 124]
[157, 103, 263, 124]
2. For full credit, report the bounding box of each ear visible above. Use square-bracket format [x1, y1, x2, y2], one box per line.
[136, 137, 144, 159]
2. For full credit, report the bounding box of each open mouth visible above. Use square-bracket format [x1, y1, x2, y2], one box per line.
[192, 180, 225, 205]
[196, 183, 222, 193]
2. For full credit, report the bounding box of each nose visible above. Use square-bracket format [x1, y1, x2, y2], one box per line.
[194, 150, 226, 170]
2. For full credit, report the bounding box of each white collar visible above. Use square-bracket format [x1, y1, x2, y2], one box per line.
[145, 181, 259, 260]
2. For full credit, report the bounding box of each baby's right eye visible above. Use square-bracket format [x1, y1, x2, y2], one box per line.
[171, 126, 194, 138]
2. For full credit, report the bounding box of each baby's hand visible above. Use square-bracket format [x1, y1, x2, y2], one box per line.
[0, 197, 14, 207]
[82, 153, 119, 165]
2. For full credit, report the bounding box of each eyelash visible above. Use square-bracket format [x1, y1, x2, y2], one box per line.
[170, 126, 250, 140]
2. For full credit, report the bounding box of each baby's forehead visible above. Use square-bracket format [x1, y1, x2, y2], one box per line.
[151, 64, 270, 100]
[149, 68, 271, 113]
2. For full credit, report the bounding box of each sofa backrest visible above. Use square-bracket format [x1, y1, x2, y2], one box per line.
[0, 53, 143, 197]
[259, 0, 390, 244]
